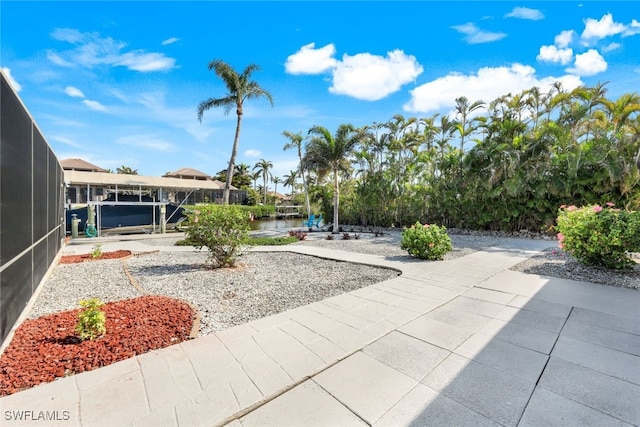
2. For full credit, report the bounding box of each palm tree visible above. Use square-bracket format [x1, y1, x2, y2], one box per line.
[116, 165, 138, 175]
[251, 171, 261, 190]
[454, 96, 485, 153]
[283, 170, 298, 201]
[197, 60, 273, 205]
[283, 130, 312, 220]
[253, 159, 273, 204]
[305, 124, 365, 233]
[271, 176, 281, 205]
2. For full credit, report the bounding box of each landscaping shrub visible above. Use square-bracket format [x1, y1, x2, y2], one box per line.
[185, 205, 250, 268]
[288, 229, 307, 240]
[76, 298, 106, 341]
[401, 222, 452, 260]
[556, 204, 640, 269]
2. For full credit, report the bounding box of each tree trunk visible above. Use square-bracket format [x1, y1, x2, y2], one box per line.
[224, 110, 243, 205]
[332, 169, 339, 233]
[299, 150, 312, 221]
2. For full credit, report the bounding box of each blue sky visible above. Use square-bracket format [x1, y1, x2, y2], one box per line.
[2, 1, 639, 181]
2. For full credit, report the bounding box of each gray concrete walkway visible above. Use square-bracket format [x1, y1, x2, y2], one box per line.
[1, 237, 638, 426]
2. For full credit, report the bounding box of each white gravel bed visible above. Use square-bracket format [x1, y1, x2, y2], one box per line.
[28, 259, 139, 319]
[510, 248, 640, 290]
[125, 251, 400, 335]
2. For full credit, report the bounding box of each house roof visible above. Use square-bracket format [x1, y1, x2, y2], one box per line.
[164, 167, 211, 179]
[64, 171, 238, 191]
[60, 158, 107, 172]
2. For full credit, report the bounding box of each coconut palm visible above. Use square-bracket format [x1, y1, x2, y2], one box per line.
[283, 130, 312, 220]
[305, 124, 365, 233]
[253, 159, 273, 204]
[197, 60, 273, 205]
[283, 170, 298, 200]
[271, 176, 281, 205]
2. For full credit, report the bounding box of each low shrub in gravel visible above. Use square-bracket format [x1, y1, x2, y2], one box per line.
[401, 222, 452, 260]
[556, 203, 640, 269]
[185, 205, 250, 268]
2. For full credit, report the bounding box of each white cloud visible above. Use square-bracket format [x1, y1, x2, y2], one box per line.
[285, 43, 338, 74]
[555, 30, 575, 48]
[64, 86, 85, 98]
[404, 64, 582, 113]
[451, 23, 507, 44]
[1, 67, 22, 92]
[537, 45, 573, 65]
[162, 37, 179, 46]
[48, 28, 176, 72]
[116, 135, 175, 151]
[581, 13, 625, 40]
[50, 135, 83, 148]
[505, 7, 544, 20]
[244, 149, 261, 158]
[623, 19, 640, 37]
[82, 99, 107, 111]
[329, 50, 423, 101]
[566, 49, 607, 76]
[115, 52, 175, 72]
[601, 42, 621, 52]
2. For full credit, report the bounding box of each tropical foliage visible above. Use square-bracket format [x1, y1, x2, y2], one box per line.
[401, 222, 452, 260]
[293, 83, 638, 234]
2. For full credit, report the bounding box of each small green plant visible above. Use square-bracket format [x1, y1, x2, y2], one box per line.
[89, 244, 103, 259]
[556, 203, 640, 269]
[76, 298, 106, 341]
[185, 205, 250, 268]
[401, 222, 452, 260]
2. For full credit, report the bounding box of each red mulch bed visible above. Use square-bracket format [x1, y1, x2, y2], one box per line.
[0, 295, 195, 396]
[59, 250, 132, 264]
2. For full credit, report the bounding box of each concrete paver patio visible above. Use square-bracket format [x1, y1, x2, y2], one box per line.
[1, 236, 638, 426]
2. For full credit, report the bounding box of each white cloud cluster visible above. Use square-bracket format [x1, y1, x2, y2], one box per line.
[64, 86, 84, 98]
[285, 43, 423, 101]
[403, 64, 582, 113]
[48, 28, 176, 72]
[244, 149, 261, 158]
[505, 7, 544, 21]
[451, 23, 507, 44]
[537, 13, 640, 77]
[161, 37, 179, 46]
[1, 67, 22, 92]
[116, 134, 175, 151]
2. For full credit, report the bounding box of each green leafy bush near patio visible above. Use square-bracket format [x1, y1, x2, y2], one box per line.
[556, 204, 640, 269]
[76, 298, 106, 341]
[401, 222, 452, 260]
[185, 205, 250, 268]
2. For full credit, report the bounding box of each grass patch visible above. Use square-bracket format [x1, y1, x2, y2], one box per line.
[175, 235, 298, 247]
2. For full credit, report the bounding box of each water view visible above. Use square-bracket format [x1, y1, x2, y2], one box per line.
[249, 218, 306, 231]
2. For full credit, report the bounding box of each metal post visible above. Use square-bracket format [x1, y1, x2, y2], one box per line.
[71, 214, 79, 238]
[160, 204, 166, 234]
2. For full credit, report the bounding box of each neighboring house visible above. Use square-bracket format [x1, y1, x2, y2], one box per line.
[62, 161, 247, 206]
[61, 158, 108, 204]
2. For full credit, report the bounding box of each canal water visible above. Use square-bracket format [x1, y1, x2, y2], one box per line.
[249, 218, 306, 231]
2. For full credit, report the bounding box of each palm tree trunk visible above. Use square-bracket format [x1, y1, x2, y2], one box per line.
[299, 152, 312, 220]
[224, 112, 243, 205]
[333, 169, 339, 233]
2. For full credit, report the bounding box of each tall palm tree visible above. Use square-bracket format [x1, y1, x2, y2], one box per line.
[454, 96, 485, 153]
[305, 124, 365, 233]
[251, 171, 261, 190]
[253, 159, 273, 204]
[283, 130, 312, 220]
[271, 176, 281, 205]
[283, 170, 298, 201]
[197, 60, 273, 205]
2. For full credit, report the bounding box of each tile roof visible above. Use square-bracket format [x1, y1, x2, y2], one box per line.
[60, 158, 107, 172]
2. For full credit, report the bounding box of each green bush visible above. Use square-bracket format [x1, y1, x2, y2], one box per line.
[185, 205, 250, 268]
[76, 298, 106, 341]
[556, 204, 640, 269]
[400, 222, 452, 260]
